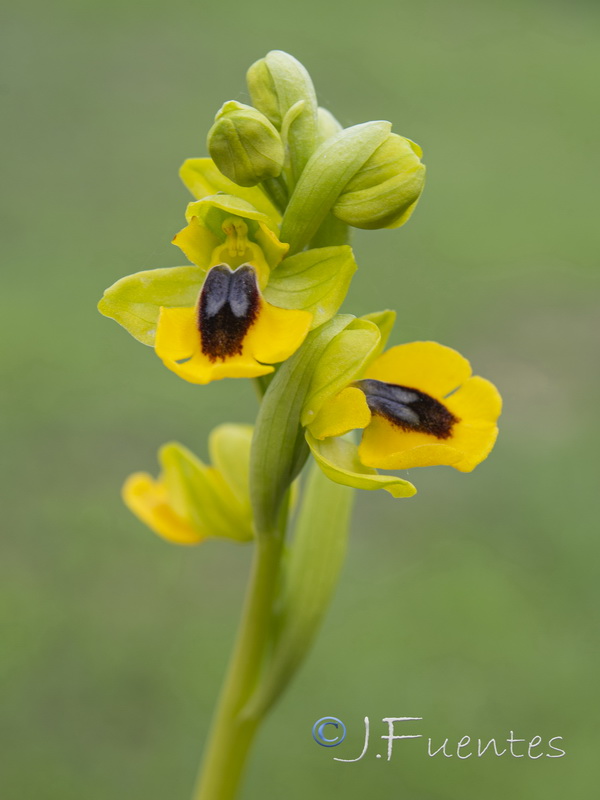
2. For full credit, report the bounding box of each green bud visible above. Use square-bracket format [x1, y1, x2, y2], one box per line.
[247, 50, 319, 184]
[246, 58, 283, 128]
[333, 133, 426, 230]
[207, 100, 285, 188]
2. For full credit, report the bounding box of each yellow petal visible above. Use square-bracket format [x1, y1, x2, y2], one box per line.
[444, 376, 502, 472]
[309, 387, 371, 440]
[172, 217, 220, 269]
[445, 375, 502, 423]
[155, 306, 198, 361]
[155, 302, 273, 384]
[365, 341, 472, 399]
[254, 221, 289, 269]
[122, 473, 204, 545]
[246, 300, 312, 364]
[442, 421, 499, 473]
[154, 294, 309, 384]
[162, 351, 274, 384]
[358, 415, 464, 470]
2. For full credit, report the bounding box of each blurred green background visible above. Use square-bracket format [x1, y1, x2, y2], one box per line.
[2, 0, 599, 797]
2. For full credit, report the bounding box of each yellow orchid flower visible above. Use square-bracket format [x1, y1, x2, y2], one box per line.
[123, 425, 255, 546]
[306, 340, 501, 496]
[98, 192, 357, 385]
[156, 210, 310, 384]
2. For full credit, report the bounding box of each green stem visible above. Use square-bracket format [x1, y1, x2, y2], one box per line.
[191, 530, 285, 800]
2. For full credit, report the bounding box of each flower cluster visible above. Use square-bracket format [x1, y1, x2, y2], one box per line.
[99, 50, 501, 544]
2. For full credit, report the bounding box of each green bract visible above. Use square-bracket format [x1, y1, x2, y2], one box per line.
[279, 121, 391, 252]
[207, 101, 285, 188]
[300, 310, 395, 424]
[246, 459, 354, 716]
[250, 314, 354, 534]
[301, 317, 381, 424]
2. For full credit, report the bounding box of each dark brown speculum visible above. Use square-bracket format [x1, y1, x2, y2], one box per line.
[198, 264, 260, 361]
[354, 379, 459, 439]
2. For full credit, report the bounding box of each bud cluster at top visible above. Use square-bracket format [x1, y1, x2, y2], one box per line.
[206, 50, 426, 235]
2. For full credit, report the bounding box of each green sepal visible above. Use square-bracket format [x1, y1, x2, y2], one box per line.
[301, 318, 381, 426]
[250, 314, 354, 535]
[245, 460, 354, 716]
[263, 245, 357, 329]
[179, 157, 281, 221]
[97, 266, 203, 345]
[306, 432, 416, 498]
[160, 440, 254, 541]
[279, 121, 391, 254]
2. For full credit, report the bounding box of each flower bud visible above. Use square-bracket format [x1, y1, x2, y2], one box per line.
[333, 133, 426, 230]
[247, 50, 319, 183]
[246, 57, 283, 128]
[207, 100, 285, 188]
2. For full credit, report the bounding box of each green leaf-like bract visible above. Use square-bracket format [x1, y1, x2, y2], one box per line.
[249, 314, 353, 534]
[245, 460, 354, 716]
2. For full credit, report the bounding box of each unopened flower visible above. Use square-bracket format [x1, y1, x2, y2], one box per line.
[332, 132, 425, 230]
[207, 101, 285, 187]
